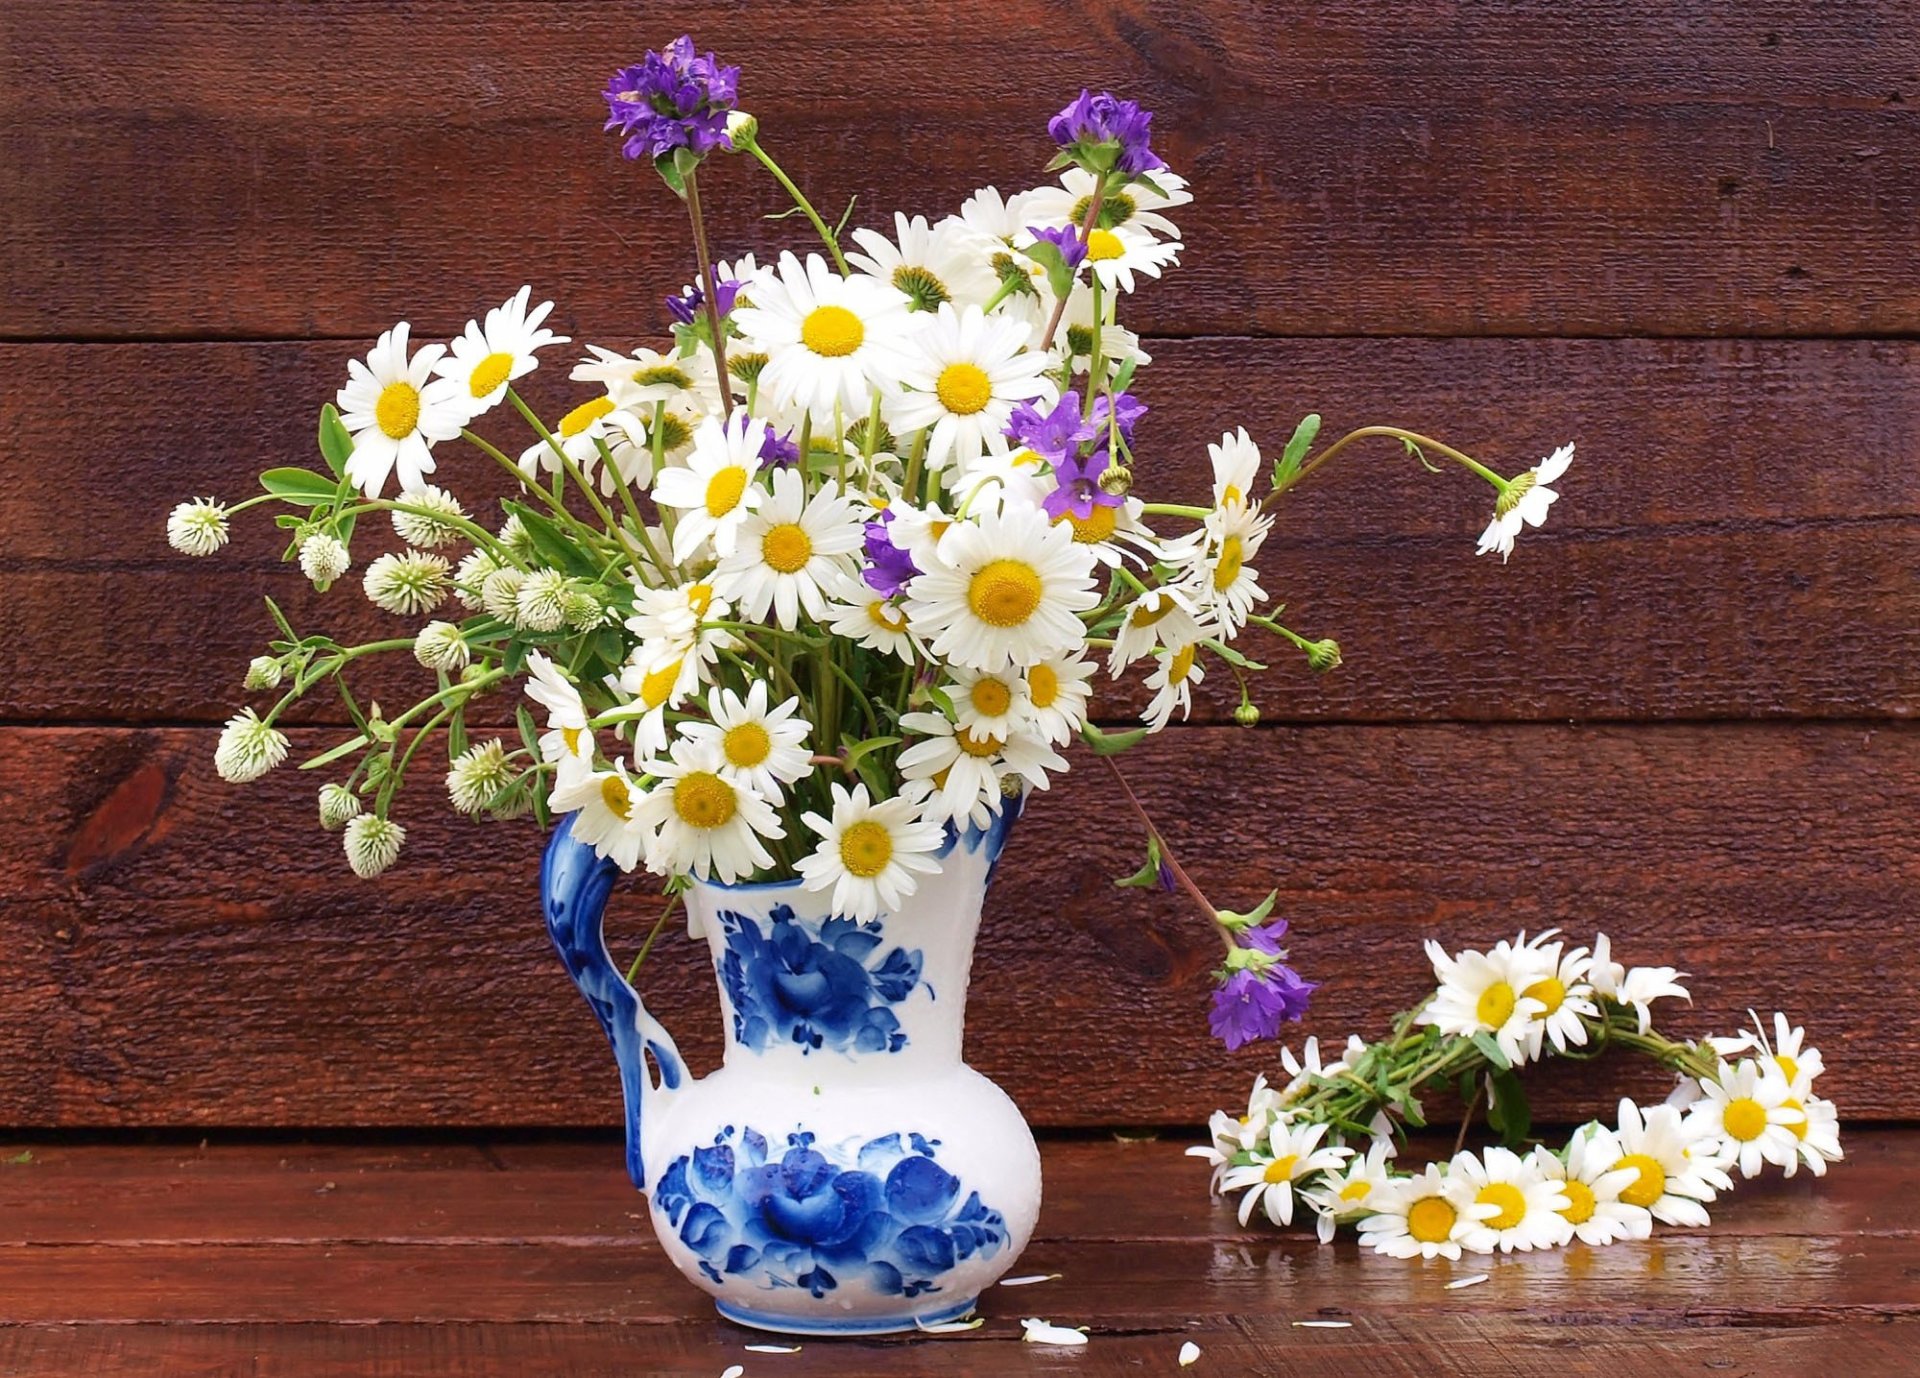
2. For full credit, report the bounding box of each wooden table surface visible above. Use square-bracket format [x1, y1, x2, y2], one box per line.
[1, 1132, 1911, 1376]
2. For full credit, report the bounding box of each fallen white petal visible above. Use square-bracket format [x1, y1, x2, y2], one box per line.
[1179, 1339, 1203, 1366]
[999, 1273, 1062, 1287]
[1292, 1320, 1354, 1329]
[1446, 1273, 1489, 1291]
[915, 1317, 984, 1334]
[1022, 1317, 1090, 1347]
[721, 1368, 744, 1378]
[744, 1344, 800, 1353]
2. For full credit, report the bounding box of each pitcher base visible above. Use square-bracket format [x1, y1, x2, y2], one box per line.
[715, 1293, 981, 1336]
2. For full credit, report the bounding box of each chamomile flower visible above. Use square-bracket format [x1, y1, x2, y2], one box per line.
[362, 550, 451, 616]
[166, 498, 230, 556]
[1418, 938, 1551, 1068]
[1022, 652, 1094, 745]
[1022, 165, 1191, 243]
[678, 682, 812, 802]
[1079, 223, 1181, 294]
[633, 738, 785, 884]
[957, 185, 1037, 243]
[947, 666, 1035, 738]
[1275, 1035, 1371, 1105]
[1531, 1124, 1651, 1246]
[1143, 642, 1204, 731]
[1358, 1161, 1478, 1261]
[653, 411, 770, 564]
[897, 710, 1066, 829]
[524, 651, 593, 788]
[336, 323, 467, 497]
[625, 579, 729, 650]
[1589, 933, 1690, 1033]
[343, 813, 406, 879]
[1709, 1011, 1826, 1091]
[886, 304, 1055, 472]
[572, 343, 719, 413]
[615, 644, 705, 760]
[1207, 427, 1262, 511]
[214, 708, 289, 784]
[516, 394, 649, 495]
[1688, 1059, 1805, 1179]
[733, 250, 915, 418]
[847, 212, 1001, 312]
[1304, 1133, 1397, 1243]
[434, 285, 566, 419]
[1784, 1092, 1844, 1177]
[1107, 586, 1208, 675]
[1189, 1075, 1288, 1188]
[1451, 1146, 1572, 1254]
[796, 782, 949, 921]
[1514, 934, 1600, 1058]
[1217, 1119, 1351, 1228]
[715, 469, 866, 629]
[825, 595, 918, 661]
[549, 761, 649, 872]
[1184, 501, 1271, 637]
[902, 503, 1099, 672]
[1608, 1097, 1730, 1227]
[1477, 444, 1573, 562]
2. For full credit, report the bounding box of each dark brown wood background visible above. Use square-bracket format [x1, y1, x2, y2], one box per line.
[3, 1, 1916, 1131]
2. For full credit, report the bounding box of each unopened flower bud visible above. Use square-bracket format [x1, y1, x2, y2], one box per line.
[243, 656, 283, 691]
[1097, 464, 1133, 497]
[1233, 701, 1260, 727]
[413, 621, 470, 672]
[460, 662, 496, 691]
[1306, 638, 1343, 674]
[317, 783, 362, 831]
[725, 109, 759, 148]
[563, 587, 605, 631]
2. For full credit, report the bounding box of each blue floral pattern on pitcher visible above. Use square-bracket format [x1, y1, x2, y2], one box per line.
[718, 905, 925, 1054]
[654, 1126, 1007, 1298]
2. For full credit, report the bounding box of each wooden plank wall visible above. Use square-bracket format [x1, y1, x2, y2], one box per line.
[2, 2, 1915, 1128]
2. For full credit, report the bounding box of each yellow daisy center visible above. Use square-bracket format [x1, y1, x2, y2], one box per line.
[686, 583, 715, 616]
[1169, 643, 1197, 683]
[838, 820, 894, 878]
[1776, 1053, 1799, 1081]
[1476, 1182, 1528, 1232]
[801, 304, 864, 357]
[1338, 1179, 1372, 1203]
[1262, 1154, 1299, 1185]
[640, 659, 683, 709]
[935, 362, 994, 416]
[1221, 483, 1245, 507]
[1476, 980, 1517, 1029]
[1131, 591, 1177, 628]
[1406, 1195, 1457, 1244]
[469, 351, 515, 398]
[560, 725, 584, 757]
[1559, 1179, 1597, 1225]
[375, 381, 421, 439]
[955, 727, 1003, 758]
[1011, 448, 1044, 469]
[1783, 1098, 1808, 1141]
[967, 558, 1044, 628]
[970, 677, 1013, 718]
[1723, 1097, 1769, 1142]
[1612, 1153, 1666, 1209]
[868, 599, 907, 632]
[762, 522, 814, 573]
[704, 466, 749, 518]
[559, 395, 615, 439]
[1213, 534, 1246, 592]
[1027, 663, 1059, 709]
[1523, 976, 1566, 1015]
[1058, 504, 1118, 545]
[1085, 227, 1126, 261]
[722, 722, 772, 769]
[599, 774, 631, 821]
[673, 771, 736, 829]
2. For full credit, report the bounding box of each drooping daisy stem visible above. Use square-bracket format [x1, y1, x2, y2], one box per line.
[1264, 426, 1506, 512]
[740, 137, 851, 275]
[681, 168, 734, 421]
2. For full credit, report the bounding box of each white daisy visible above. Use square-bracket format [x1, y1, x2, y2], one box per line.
[1079, 223, 1181, 294]
[1687, 1059, 1805, 1179]
[1530, 1124, 1651, 1246]
[886, 304, 1054, 472]
[434, 285, 566, 419]
[1189, 1075, 1289, 1190]
[549, 761, 649, 872]
[825, 595, 919, 661]
[1142, 642, 1204, 731]
[847, 211, 1002, 313]
[901, 503, 1098, 672]
[1051, 278, 1152, 382]
[166, 498, 230, 556]
[733, 251, 915, 418]
[1513, 933, 1600, 1058]
[632, 738, 784, 884]
[1276, 1035, 1372, 1105]
[715, 469, 866, 629]
[948, 445, 1054, 517]
[1783, 1092, 1844, 1177]
[571, 343, 720, 413]
[1207, 427, 1263, 511]
[1107, 583, 1211, 678]
[1183, 501, 1271, 637]
[1217, 1118, 1351, 1228]
[1357, 1161, 1479, 1261]
[1451, 1146, 1572, 1254]
[516, 394, 649, 495]
[1709, 1010, 1827, 1091]
[1477, 444, 1574, 562]
[524, 651, 594, 789]
[1021, 165, 1191, 243]
[1589, 933, 1690, 1033]
[1608, 1097, 1731, 1227]
[946, 666, 1035, 739]
[896, 710, 1066, 829]
[614, 644, 705, 760]
[336, 322, 467, 497]
[678, 682, 813, 803]
[1303, 1132, 1397, 1243]
[624, 578, 729, 649]
[1417, 937, 1553, 1068]
[652, 411, 770, 563]
[1022, 652, 1095, 745]
[796, 782, 948, 921]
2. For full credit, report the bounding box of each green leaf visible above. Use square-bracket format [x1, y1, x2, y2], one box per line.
[1469, 1031, 1513, 1072]
[1016, 237, 1078, 303]
[260, 467, 341, 505]
[447, 706, 468, 760]
[1217, 890, 1278, 928]
[4, 1149, 33, 1166]
[507, 503, 597, 577]
[263, 596, 297, 642]
[516, 704, 543, 762]
[1202, 638, 1267, 672]
[1114, 834, 1165, 889]
[1271, 413, 1321, 489]
[653, 150, 689, 198]
[1485, 1069, 1532, 1146]
[299, 733, 371, 771]
[843, 735, 900, 773]
[1079, 722, 1149, 757]
[1109, 356, 1139, 396]
[592, 627, 626, 668]
[317, 404, 355, 479]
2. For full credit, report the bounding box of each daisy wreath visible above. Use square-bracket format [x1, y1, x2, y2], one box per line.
[170, 36, 1579, 1050]
[1193, 930, 1843, 1255]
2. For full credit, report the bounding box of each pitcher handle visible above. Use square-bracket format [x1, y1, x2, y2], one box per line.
[540, 814, 687, 1191]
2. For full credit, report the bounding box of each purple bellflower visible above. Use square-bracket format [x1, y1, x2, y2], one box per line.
[665, 274, 744, 328]
[1004, 391, 1095, 461]
[861, 510, 920, 597]
[1048, 89, 1166, 176]
[1025, 223, 1087, 272]
[604, 36, 739, 162]
[1089, 389, 1147, 441]
[1044, 449, 1126, 523]
[1207, 919, 1316, 1051]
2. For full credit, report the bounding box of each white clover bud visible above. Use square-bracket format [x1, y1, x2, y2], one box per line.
[480, 566, 527, 623]
[515, 569, 572, 632]
[563, 586, 605, 631]
[459, 661, 495, 690]
[497, 514, 537, 562]
[317, 783, 362, 831]
[413, 620, 471, 672]
[243, 655, 283, 691]
[390, 484, 469, 549]
[446, 739, 515, 815]
[298, 532, 351, 590]
[343, 812, 405, 879]
[363, 550, 451, 616]
[453, 548, 501, 608]
[213, 708, 289, 784]
[166, 498, 230, 557]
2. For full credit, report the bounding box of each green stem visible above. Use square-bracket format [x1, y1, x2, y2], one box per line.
[743, 139, 850, 275]
[506, 390, 643, 571]
[682, 167, 735, 420]
[625, 894, 683, 984]
[1265, 426, 1506, 512]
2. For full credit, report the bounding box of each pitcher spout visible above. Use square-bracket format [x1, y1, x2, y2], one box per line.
[540, 815, 688, 1191]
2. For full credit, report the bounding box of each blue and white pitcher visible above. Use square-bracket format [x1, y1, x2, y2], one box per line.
[540, 801, 1040, 1335]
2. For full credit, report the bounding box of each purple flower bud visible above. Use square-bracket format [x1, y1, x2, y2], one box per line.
[861, 510, 920, 597]
[1026, 223, 1088, 271]
[758, 426, 800, 469]
[667, 275, 744, 327]
[1047, 89, 1166, 176]
[604, 36, 740, 163]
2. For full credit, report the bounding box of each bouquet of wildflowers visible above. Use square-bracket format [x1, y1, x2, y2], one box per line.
[1195, 930, 1843, 1255]
[168, 36, 1575, 1047]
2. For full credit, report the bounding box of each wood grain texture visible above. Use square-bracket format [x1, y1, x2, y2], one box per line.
[6, 337, 1917, 725]
[4, 723, 1913, 1128]
[3, 2, 1918, 339]
[0, 1136, 1911, 1373]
